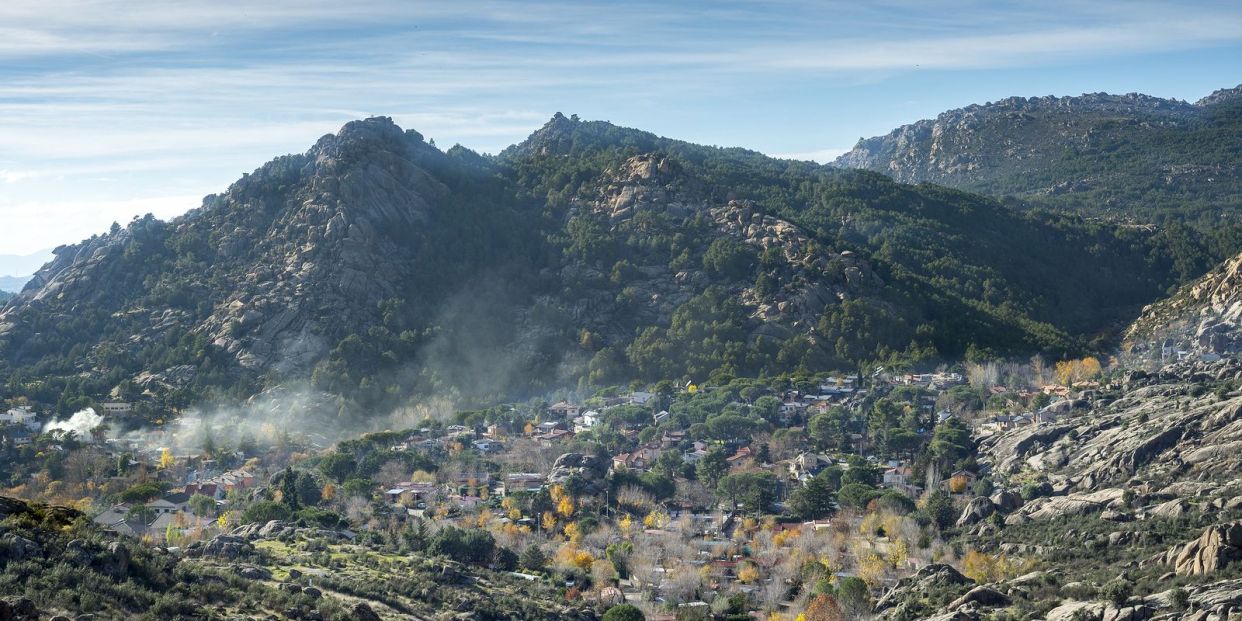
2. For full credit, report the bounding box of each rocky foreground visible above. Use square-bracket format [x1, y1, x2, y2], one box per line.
[878, 358, 1242, 621]
[0, 495, 583, 620]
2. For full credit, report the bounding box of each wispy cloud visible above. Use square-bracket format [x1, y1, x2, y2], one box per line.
[1, 0, 1239, 253]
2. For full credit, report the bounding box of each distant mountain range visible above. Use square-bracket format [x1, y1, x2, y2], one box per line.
[834, 84, 1242, 226]
[0, 112, 1230, 411]
[0, 249, 53, 293]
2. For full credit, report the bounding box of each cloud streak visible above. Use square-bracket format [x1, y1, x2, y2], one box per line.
[1, 1, 1240, 253]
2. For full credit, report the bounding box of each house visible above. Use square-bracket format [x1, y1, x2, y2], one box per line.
[447, 494, 485, 510]
[0, 407, 41, 432]
[683, 441, 709, 463]
[534, 429, 573, 445]
[801, 519, 833, 531]
[573, 410, 600, 433]
[101, 402, 133, 417]
[502, 473, 546, 496]
[612, 446, 660, 472]
[385, 482, 440, 505]
[472, 439, 503, 454]
[185, 469, 255, 498]
[942, 470, 979, 494]
[146, 497, 183, 516]
[660, 430, 686, 447]
[629, 391, 656, 405]
[535, 421, 564, 434]
[778, 400, 805, 418]
[726, 446, 754, 466]
[653, 410, 670, 424]
[883, 466, 913, 487]
[788, 452, 828, 483]
[547, 401, 582, 418]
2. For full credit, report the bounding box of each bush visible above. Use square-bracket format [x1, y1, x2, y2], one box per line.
[603, 603, 645, 621]
[837, 483, 880, 510]
[429, 526, 495, 566]
[520, 544, 547, 571]
[922, 491, 956, 530]
[1101, 579, 1132, 607]
[1170, 587, 1189, 610]
[241, 500, 291, 524]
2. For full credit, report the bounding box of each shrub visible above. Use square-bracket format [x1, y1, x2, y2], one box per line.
[241, 500, 291, 524]
[603, 603, 645, 621]
[1101, 579, 1132, 607]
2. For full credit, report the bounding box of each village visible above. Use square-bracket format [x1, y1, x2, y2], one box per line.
[0, 355, 1122, 618]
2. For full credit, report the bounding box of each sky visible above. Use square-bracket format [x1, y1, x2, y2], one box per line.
[1, 0, 1241, 258]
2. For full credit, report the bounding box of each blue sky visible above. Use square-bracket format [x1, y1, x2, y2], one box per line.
[1, 0, 1241, 257]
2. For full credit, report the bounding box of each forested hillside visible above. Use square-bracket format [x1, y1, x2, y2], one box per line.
[0, 115, 1226, 414]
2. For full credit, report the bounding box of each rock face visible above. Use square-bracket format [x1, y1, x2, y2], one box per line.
[833, 85, 1242, 221]
[977, 358, 1242, 501]
[1128, 252, 1242, 361]
[185, 534, 256, 560]
[956, 496, 996, 527]
[1167, 523, 1242, 576]
[1005, 489, 1125, 523]
[947, 586, 1011, 611]
[874, 564, 974, 619]
[548, 453, 608, 494]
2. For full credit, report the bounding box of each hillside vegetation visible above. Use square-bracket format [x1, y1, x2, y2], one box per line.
[0, 115, 1228, 415]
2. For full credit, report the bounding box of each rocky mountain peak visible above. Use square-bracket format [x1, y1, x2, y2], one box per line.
[1196, 83, 1242, 107]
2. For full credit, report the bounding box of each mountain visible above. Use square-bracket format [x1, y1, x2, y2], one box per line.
[0, 249, 54, 280]
[834, 84, 1242, 226]
[0, 249, 53, 294]
[0, 276, 30, 293]
[0, 115, 1219, 413]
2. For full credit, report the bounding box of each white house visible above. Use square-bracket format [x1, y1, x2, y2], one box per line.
[101, 402, 133, 416]
[0, 407, 40, 431]
[573, 410, 601, 433]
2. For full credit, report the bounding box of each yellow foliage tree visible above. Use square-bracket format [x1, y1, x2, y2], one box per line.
[321, 482, 336, 501]
[888, 538, 909, 569]
[563, 521, 581, 543]
[556, 495, 575, 518]
[502, 496, 522, 521]
[948, 474, 970, 494]
[1055, 356, 1103, 386]
[962, 549, 1017, 583]
[158, 448, 175, 469]
[618, 513, 634, 536]
[541, 511, 557, 533]
[643, 510, 669, 529]
[857, 552, 888, 589]
[737, 561, 760, 583]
